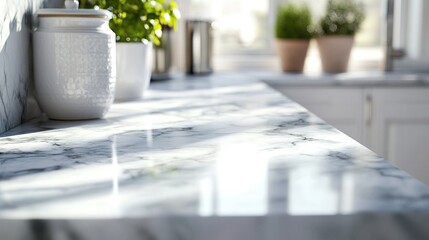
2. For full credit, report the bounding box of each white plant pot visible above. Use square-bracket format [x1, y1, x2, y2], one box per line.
[33, 9, 116, 120]
[115, 42, 153, 101]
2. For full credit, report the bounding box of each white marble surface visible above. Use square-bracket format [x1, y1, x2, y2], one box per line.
[1, 74, 429, 239]
[0, 0, 48, 134]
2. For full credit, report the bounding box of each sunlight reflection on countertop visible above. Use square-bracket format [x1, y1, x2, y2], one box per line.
[1, 73, 429, 239]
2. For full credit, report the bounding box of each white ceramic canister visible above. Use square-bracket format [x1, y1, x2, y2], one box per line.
[34, 8, 116, 120]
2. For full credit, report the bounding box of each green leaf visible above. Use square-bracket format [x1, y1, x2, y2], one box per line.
[316, 0, 365, 36]
[80, 0, 181, 45]
[275, 3, 313, 40]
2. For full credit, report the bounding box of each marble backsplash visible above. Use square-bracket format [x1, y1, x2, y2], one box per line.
[0, 0, 62, 134]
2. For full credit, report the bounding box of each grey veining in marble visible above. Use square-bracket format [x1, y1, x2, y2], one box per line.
[0, 0, 46, 134]
[1, 74, 429, 239]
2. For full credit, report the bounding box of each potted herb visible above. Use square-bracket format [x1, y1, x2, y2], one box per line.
[275, 3, 312, 73]
[315, 0, 365, 73]
[81, 0, 180, 101]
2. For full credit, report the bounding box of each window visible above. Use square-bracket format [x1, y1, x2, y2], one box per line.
[178, 0, 384, 72]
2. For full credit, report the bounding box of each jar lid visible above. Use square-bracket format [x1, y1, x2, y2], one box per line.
[36, 9, 112, 19]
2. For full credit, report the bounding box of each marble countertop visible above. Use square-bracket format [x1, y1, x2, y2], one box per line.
[260, 71, 429, 87]
[1, 73, 429, 240]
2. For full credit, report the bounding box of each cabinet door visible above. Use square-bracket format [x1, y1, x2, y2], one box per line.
[274, 87, 365, 144]
[371, 88, 429, 185]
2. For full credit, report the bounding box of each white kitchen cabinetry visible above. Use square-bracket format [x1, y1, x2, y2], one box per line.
[275, 87, 365, 144]
[370, 88, 429, 184]
[275, 86, 429, 185]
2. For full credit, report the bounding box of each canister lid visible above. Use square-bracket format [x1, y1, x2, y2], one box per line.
[36, 9, 112, 19]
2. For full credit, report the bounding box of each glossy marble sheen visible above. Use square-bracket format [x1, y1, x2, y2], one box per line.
[1, 74, 429, 240]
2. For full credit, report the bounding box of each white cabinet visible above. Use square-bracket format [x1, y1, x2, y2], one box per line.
[274, 85, 429, 185]
[370, 88, 429, 184]
[275, 87, 365, 144]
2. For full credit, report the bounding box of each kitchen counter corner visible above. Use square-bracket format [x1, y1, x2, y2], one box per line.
[1, 73, 429, 239]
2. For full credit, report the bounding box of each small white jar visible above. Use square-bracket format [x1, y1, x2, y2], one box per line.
[33, 9, 116, 120]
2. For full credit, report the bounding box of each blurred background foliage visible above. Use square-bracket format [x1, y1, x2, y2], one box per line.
[80, 0, 180, 45]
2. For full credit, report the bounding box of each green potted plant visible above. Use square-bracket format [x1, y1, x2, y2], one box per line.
[81, 0, 180, 101]
[315, 0, 365, 73]
[275, 3, 312, 72]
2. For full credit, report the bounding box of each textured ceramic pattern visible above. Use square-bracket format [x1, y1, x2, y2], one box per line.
[34, 17, 115, 120]
[1, 74, 429, 239]
[51, 33, 115, 115]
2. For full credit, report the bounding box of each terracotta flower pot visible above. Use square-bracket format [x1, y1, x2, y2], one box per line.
[276, 39, 310, 73]
[316, 36, 354, 73]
